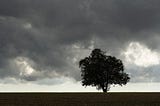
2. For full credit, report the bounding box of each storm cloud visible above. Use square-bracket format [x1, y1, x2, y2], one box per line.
[0, 0, 160, 84]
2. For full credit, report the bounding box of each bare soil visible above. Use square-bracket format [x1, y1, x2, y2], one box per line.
[0, 93, 160, 106]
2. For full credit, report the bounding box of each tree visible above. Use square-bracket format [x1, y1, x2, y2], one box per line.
[79, 48, 130, 92]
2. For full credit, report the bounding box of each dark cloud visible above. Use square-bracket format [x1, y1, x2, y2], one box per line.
[0, 0, 160, 84]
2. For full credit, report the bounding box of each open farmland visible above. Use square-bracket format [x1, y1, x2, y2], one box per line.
[0, 93, 160, 106]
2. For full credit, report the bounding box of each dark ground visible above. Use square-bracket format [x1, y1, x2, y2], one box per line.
[0, 93, 160, 106]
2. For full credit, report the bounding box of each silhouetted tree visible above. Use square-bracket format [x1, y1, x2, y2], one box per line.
[79, 48, 130, 92]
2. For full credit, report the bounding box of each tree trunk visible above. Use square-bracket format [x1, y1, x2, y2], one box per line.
[102, 88, 107, 92]
[102, 70, 109, 93]
[102, 85, 108, 93]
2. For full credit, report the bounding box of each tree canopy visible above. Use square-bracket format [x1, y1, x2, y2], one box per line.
[79, 48, 130, 92]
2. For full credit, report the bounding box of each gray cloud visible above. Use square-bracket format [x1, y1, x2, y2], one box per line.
[0, 0, 160, 84]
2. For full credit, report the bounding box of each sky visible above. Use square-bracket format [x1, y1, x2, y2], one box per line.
[0, 0, 160, 92]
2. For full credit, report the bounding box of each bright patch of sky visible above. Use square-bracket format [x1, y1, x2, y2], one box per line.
[0, 81, 159, 92]
[23, 22, 32, 29]
[14, 57, 35, 76]
[123, 42, 160, 67]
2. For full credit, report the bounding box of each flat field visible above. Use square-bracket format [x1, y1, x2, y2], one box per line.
[0, 93, 160, 106]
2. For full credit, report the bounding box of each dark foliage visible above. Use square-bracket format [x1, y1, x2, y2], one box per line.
[79, 49, 130, 92]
